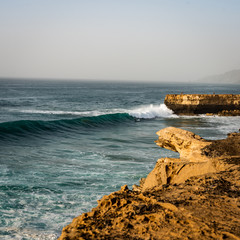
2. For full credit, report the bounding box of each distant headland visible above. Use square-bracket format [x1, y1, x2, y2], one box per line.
[198, 69, 240, 85]
[164, 94, 240, 115]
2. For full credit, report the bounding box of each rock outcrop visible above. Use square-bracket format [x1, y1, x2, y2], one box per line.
[155, 127, 211, 161]
[59, 127, 240, 240]
[139, 127, 235, 191]
[164, 94, 240, 115]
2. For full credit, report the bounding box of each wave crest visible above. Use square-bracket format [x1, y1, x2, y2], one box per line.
[0, 113, 133, 139]
[18, 104, 175, 119]
[128, 104, 175, 119]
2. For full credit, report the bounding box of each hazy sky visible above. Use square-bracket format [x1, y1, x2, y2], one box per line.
[0, 0, 240, 82]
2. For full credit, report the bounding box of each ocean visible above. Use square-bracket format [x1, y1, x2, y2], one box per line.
[0, 80, 239, 239]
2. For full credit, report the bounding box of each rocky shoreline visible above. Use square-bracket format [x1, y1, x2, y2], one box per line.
[164, 94, 240, 115]
[59, 127, 240, 240]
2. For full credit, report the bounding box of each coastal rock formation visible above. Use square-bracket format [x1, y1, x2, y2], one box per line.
[140, 127, 226, 191]
[155, 127, 211, 161]
[59, 127, 240, 240]
[164, 94, 240, 115]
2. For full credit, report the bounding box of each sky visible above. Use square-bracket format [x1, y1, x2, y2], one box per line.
[0, 0, 240, 82]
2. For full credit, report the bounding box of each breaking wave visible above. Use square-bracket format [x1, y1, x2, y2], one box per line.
[18, 104, 174, 119]
[0, 104, 175, 139]
[128, 104, 174, 119]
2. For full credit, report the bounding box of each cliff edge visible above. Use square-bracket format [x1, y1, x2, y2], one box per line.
[164, 94, 240, 115]
[59, 127, 240, 240]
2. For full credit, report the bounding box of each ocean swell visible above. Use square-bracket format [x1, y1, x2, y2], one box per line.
[0, 104, 175, 139]
[0, 113, 133, 139]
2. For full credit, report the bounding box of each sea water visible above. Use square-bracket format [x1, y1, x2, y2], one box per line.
[0, 80, 239, 239]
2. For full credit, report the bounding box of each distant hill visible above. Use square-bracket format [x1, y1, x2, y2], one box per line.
[199, 69, 240, 84]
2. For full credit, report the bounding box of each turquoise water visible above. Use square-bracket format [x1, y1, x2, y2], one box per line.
[0, 80, 239, 239]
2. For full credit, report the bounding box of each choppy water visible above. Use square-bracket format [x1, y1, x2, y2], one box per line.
[0, 80, 239, 239]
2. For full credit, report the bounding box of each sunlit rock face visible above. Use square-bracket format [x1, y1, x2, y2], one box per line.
[164, 94, 240, 115]
[58, 127, 240, 240]
[141, 127, 229, 191]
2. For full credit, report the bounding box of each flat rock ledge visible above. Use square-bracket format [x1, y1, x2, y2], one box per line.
[59, 127, 240, 240]
[164, 94, 240, 115]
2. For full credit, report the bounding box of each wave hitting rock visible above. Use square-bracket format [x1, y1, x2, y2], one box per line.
[59, 127, 240, 240]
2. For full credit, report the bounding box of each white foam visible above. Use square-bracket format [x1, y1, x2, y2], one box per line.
[128, 104, 176, 119]
[14, 104, 175, 119]
[204, 116, 240, 135]
[2, 227, 57, 240]
[19, 109, 103, 116]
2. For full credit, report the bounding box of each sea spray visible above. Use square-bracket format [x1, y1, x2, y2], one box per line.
[128, 104, 176, 119]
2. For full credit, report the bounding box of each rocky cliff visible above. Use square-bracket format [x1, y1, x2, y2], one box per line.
[164, 94, 240, 115]
[59, 127, 240, 240]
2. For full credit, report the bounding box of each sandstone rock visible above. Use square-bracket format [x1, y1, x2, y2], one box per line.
[59, 128, 240, 240]
[141, 159, 219, 191]
[155, 127, 211, 161]
[164, 94, 240, 115]
[141, 127, 237, 191]
[218, 109, 240, 116]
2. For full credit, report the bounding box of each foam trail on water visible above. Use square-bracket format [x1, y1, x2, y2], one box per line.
[19, 109, 103, 116]
[128, 104, 175, 119]
[16, 104, 175, 119]
[205, 116, 240, 135]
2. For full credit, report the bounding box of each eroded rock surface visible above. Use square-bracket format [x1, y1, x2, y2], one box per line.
[59, 127, 240, 240]
[164, 94, 240, 115]
[155, 127, 211, 161]
[141, 127, 230, 191]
